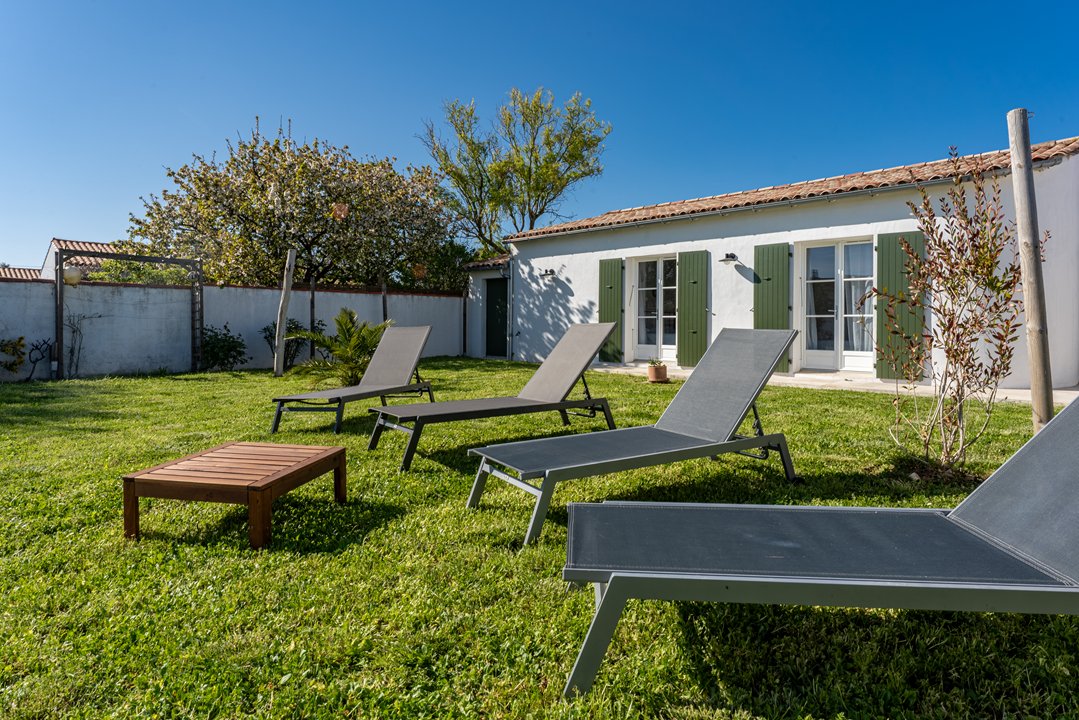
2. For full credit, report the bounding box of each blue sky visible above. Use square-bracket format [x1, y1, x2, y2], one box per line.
[2, 0, 1077, 268]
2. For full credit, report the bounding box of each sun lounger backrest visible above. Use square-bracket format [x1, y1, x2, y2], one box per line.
[654, 328, 796, 442]
[951, 399, 1079, 583]
[359, 326, 432, 387]
[517, 323, 616, 403]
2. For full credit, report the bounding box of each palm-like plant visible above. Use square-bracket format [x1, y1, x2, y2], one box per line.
[288, 309, 389, 387]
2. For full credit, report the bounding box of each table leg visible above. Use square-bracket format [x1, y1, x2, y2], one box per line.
[333, 452, 347, 503]
[123, 478, 140, 539]
[248, 489, 272, 549]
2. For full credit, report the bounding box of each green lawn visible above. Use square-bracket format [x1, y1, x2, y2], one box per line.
[1, 359, 1076, 718]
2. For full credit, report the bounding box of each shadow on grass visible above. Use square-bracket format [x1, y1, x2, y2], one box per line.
[140, 497, 405, 554]
[675, 602, 1079, 718]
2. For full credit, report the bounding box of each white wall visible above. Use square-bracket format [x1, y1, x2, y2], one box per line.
[489, 155, 1079, 388]
[0, 279, 57, 381]
[0, 281, 462, 380]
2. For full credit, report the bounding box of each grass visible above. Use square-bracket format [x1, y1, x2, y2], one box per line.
[1, 358, 1077, 718]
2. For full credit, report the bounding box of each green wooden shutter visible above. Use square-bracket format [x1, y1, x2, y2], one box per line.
[676, 250, 709, 367]
[753, 243, 792, 372]
[598, 258, 623, 362]
[875, 232, 925, 379]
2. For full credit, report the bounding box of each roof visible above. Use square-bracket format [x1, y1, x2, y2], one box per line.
[464, 253, 510, 270]
[49, 238, 114, 266]
[0, 267, 40, 280]
[509, 135, 1079, 242]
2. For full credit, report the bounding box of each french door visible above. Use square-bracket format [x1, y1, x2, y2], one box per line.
[634, 257, 677, 362]
[802, 241, 874, 371]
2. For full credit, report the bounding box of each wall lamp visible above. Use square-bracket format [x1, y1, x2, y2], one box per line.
[539, 268, 557, 280]
[720, 252, 739, 264]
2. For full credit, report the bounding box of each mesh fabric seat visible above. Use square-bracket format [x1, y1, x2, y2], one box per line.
[560, 399, 1079, 697]
[367, 323, 616, 470]
[467, 328, 798, 544]
[270, 325, 433, 434]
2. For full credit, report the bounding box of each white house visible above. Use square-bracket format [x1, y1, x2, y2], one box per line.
[466, 136, 1079, 389]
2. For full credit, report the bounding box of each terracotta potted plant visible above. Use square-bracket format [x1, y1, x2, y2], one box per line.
[647, 357, 668, 383]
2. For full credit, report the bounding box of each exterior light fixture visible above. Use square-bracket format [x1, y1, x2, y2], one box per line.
[720, 253, 738, 264]
[540, 268, 557, 279]
[62, 265, 83, 287]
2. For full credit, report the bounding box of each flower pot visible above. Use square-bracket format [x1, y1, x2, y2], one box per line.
[647, 364, 668, 383]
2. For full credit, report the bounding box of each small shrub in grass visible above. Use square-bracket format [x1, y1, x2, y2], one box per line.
[201, 323, 249, 371]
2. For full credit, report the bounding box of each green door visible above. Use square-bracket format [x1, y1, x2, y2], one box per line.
[484, 277, 508, 358]
[598, 258, 623, 362]
[753, 243, 792, 372]
[875, 232, 925, 379]
[676, 250, 709, 367]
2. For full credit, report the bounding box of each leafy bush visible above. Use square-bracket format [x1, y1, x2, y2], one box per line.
[289, 309, 388, 386]
[260, 318, 325, 371]
[201, 324, 249, 371]
[0, 336, 26, 374]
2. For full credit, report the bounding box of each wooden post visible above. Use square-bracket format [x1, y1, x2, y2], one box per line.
[273, 249, 297, 377]
[1007, 108, 1054, 431]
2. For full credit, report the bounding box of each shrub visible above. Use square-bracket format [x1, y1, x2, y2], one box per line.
[289, 309, 388, 387]
[260, 318, 325, 371]
[0, 336, 26, 374]
[201, 324, 249, 371]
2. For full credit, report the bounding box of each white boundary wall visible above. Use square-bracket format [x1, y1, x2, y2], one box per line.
[0, 281, 462, 381]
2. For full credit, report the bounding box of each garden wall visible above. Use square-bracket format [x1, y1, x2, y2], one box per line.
[0, 279, 463, 381]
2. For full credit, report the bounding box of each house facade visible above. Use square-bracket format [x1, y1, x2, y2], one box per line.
[466, 136, 1079, 389]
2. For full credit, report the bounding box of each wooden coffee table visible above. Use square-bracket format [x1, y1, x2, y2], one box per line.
[123, 442, 346, 549]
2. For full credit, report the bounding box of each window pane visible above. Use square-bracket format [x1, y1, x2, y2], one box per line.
[638, 317, 657, 345]
[844, 316, 874, 352]
[663, 318, 676, 346]
[806, 282, 834, 315]
[844, 243, 872, 278]
[806, 246, 835, 280]
[639, 289, 657, 316]
[806, 317, 834, 351]
[662, 259, 677, 287]
[844, 279, 872, 314]
[638, 261, 657, 288]
[662, 289, 676, 315]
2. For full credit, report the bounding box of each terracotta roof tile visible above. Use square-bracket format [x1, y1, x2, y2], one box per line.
[0, 267, 40, 280]
[510, 136, 1079, 241]
[50, 238, 113, 267]
[464, 253, 510, 270]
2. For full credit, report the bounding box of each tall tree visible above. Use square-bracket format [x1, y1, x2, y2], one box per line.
[422, 102, 503, 256]
[424, 87, 611, 255]
[123, 120, 465, 291]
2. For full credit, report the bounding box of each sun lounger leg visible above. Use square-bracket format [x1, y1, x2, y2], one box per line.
[400, 421, 424, 471]
[599, 400, 616, 429]
[559, 409, 571, 426]
[523, 476, 558, 545]
[426, 386, 435, 402]
[368, 415, 386, 450]
[270, 402, 284, 434]
[775, 435, 799, 482]
[333, 402, 345, 434]
[466, 460, 490, 508]
[564, 580, 629, 698]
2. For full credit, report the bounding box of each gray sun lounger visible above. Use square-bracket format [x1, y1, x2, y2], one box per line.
[560, 398, 1079, 698]
[467, 328, 799, 545]
[270, 325, 434, 434]
[367, 323, 616, 471]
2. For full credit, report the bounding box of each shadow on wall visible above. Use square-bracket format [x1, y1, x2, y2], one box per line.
[512, 262, 596, 362]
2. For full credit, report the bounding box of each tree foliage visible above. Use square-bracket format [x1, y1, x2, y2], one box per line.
[125, 120, 468, 291]
[872, 150, 1044, 468]
[424, 87, 610, 255]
